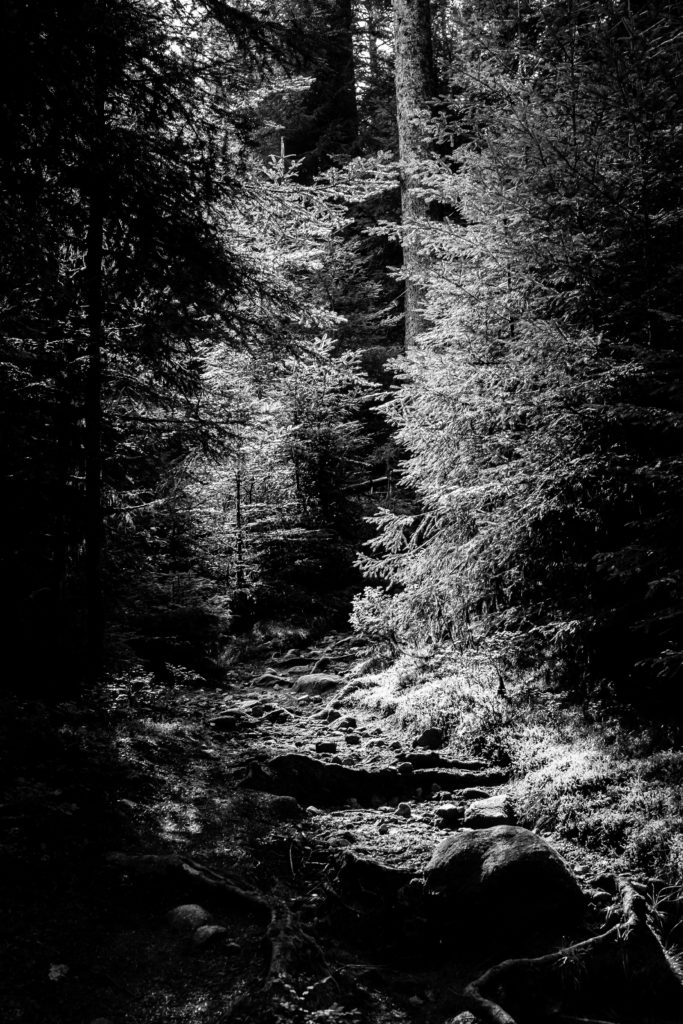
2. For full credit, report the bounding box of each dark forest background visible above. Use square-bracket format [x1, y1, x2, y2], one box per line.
[4, 6, 683, 1024]
[2, 0, 683, 713]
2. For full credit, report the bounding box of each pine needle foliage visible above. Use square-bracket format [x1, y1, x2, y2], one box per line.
[355, 0, 683, 704]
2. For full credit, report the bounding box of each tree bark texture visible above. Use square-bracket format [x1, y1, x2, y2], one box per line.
[84, 26, 106, 684]
[392, 0, 435, 348]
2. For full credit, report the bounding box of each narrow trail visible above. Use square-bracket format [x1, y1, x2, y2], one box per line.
[5, 632, 683, 1024]
[103, 633, 683, 1024]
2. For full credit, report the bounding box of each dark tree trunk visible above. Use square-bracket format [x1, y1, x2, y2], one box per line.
[332, 0, 359, 140]
[391, 0, 435, 348]
[84, 39, 106, 685]
[235, 468, 245, 589]
[286, 0, 359, 177]
[366, 0, 379, 83]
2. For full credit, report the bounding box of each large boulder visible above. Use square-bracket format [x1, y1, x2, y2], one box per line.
[425, 826, 585, 935]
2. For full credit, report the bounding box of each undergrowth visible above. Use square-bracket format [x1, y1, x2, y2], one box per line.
[352, 647, 683, 892]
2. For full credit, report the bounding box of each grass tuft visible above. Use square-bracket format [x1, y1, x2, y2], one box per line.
[352, 645, 683, 889]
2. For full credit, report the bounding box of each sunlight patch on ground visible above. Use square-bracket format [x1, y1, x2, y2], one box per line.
[353, 650, 505, 748]
[352, 646, 683, 890]
[154, 799, 204, 839]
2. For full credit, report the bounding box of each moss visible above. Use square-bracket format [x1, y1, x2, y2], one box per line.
[354, 645, 683, 888]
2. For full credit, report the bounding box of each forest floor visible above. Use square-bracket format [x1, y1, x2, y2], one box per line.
[2, 631, 683, 1024]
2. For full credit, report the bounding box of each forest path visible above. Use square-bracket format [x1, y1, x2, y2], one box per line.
[4, 633, 682, 1024]
[137, 628, 514, 1023]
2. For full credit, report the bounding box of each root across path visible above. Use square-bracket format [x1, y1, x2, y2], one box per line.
[4, 632, 683, 1024]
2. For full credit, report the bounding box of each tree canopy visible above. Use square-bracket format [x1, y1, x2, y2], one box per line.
[2, 0, 682, 711]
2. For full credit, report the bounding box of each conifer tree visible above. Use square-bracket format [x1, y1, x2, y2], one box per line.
[391, 0, 435, 348]
[0, 0, 284, 688]
[356, 0, 683, 703]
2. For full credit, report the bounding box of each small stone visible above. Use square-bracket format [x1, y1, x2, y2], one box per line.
[193, 925, 228, 946]
[463, 795, 513, 829]
[435, 804, 463, 829]
[306, 805, 323, 816]
[264, 707, 294, 724]
[449, 1013, 481, 1024]
[209, 713, 245, 732]
[378, 823, 389, 835]
[345, 734, 361, 746]
[314, 708, 341, 722]
[458, 788, 493, 800]
[413, 727, 445, 750]
[315, 740, 337, 754]
[389, 740, 402, 751]
[336, 716, 357, 730]
[269, 795, 302, 819]
[396, 802, 412, 818]
[274, 650, 311, 668]
[254, 672, 287, 686]
[167, 904, 213, 931]
[397, 761, 414, 775]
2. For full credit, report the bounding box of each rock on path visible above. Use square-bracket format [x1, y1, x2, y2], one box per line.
[425, 824, 585, 933]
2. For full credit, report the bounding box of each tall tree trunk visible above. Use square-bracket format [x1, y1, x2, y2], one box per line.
[286, 0, 359, 177]
[84, 33, 106, 685]
[366, 0, 379, 83]
[235, 467, 245, 589]
[333, 0, 359, 142]
[392, 0, 434, 349]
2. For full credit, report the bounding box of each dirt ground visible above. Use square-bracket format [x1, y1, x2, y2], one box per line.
[0, 632, 677, 1024]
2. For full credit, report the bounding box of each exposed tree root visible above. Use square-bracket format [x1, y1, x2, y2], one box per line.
[106, 851, 271, 919]
[224, 894, 340, 1022]
[464, 878, 683, 1024]
[107, 853, 334, 1021]
[242, 752, 507, 807]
